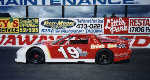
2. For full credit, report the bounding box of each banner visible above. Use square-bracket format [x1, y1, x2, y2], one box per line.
[104, 17, 129, 34]
[0, 17, 150, 34]
[104, 17, 150, 34]
[19, 18, 39, 33]
[39, 18, 104, 34]
[0, 18, 19, 34]
[0, 34, 150, 48]
[0, 18, 39, 34]
[128, 18, 150, 34]
[0, 0, 137, 6]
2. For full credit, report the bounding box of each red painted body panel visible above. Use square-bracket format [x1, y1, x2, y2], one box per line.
[44, 34, 132, 62]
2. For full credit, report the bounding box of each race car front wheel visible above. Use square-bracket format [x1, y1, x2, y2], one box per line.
[96, 51, 113, 65]
[26, 47, 45, 64]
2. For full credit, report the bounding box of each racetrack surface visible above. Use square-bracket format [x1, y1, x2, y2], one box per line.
[0, 47, 150, 80]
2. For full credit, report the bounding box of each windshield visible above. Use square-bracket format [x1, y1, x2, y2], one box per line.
[52, 35, 69, 45]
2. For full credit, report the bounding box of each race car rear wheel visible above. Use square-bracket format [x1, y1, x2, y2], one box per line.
[96, 51, 113, 65]
[26, 47, 45, 64]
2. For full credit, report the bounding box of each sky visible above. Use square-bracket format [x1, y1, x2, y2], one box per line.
[0, 5, 150, 18]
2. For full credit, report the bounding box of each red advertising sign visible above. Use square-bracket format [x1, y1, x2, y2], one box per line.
[129, 18, 150, 34]
[104, 17, 129, 34]
[104, 17, 150, 34]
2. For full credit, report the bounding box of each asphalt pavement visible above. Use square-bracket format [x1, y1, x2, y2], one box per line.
[0, 47, 150, 80]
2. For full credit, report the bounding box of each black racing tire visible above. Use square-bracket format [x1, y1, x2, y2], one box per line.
[95, 50, 113, 65]
[26, 47, 45, 64]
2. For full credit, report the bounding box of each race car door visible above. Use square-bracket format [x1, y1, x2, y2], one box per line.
[57, 36, 92, 59]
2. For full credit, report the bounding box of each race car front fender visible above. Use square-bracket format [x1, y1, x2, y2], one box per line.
[15, 45, 50, 63]
[15, 46, 30, 63]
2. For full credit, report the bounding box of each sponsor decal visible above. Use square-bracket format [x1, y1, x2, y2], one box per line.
[41, 19, 76, 29]
[0, 18, 19, 34]
[19, 18, 39, 33]
[129, 18, 150, 34]
[107, 44, 117, 48]
[0, 0, 136, 6]
[76, 47, 88, 57]
[1, 35, 150, 48]
[91, 44, 105, 49]
[115, 53, 129, 57]
[104, 17, 129, 34]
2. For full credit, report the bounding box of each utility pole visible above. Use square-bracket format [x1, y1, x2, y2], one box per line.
[26, 6, 29, 18]
[62, 6, 65, 18]
[94, 5, 97, 18]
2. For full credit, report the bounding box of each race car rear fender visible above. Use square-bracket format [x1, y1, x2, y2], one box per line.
[95, 48, 114, 61]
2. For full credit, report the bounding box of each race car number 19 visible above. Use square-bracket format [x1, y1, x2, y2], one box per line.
[58, 47, 79, 59]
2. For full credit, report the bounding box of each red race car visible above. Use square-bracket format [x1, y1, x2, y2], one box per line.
[15, 34, 132, 65]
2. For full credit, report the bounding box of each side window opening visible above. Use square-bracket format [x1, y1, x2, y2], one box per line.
[70, 40, 88, 44]
[70, 37, 89, 44]
[59, 36, 73, 45]
[58, 36, 89, 45]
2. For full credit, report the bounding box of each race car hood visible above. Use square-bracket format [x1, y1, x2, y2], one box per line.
[99, 37, 117, 43]
[106, 36, 130, 43]
[97, 36, 128, 44]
